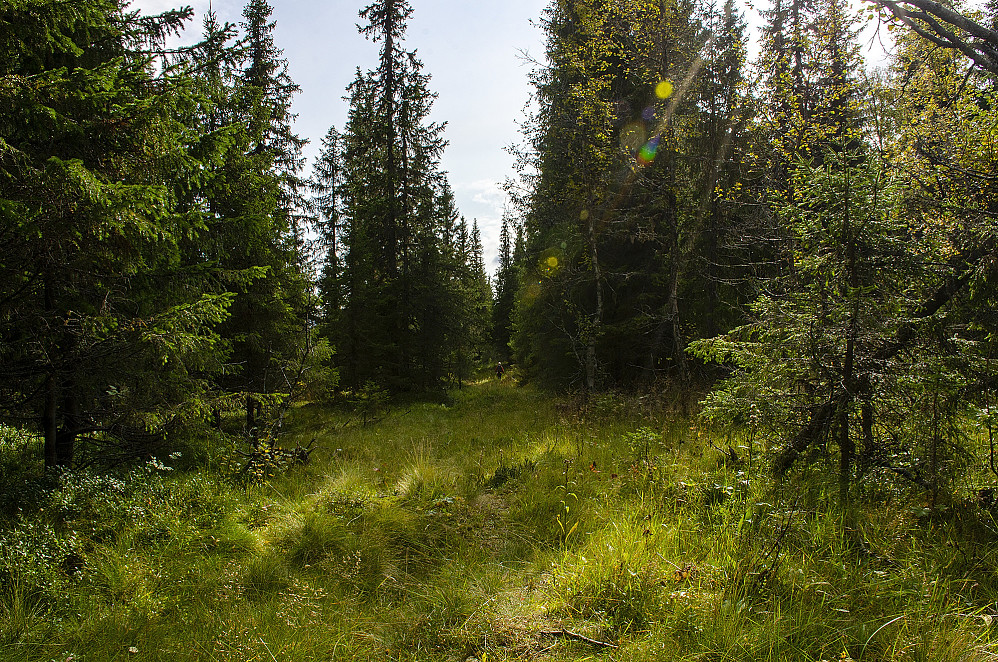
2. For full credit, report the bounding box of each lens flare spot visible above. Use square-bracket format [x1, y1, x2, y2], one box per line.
[620, 121, 647, 153]
[580, 209, 590, 221]
[638, 135, 660, 166]
[642, 106, 656, 121]
[539, 249, 563, 278]
[655, 80, 674, 99]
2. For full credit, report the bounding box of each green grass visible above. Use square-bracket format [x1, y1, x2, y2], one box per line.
[1, 380, 997, 661]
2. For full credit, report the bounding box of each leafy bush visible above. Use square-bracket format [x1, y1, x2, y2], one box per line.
[0, 453, 229, 617]
[0, 425, 45, 518]
[0, 519, 84, 604]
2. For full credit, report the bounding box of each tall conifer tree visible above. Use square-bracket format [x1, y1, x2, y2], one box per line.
[492, 217, 518, 362]
[330, 0, 481, 392]
[513, 0, 750, 389]
[197, 0, 312, 420]
[0, 0, 232, 466]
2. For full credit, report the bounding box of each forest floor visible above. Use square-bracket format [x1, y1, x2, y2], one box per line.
[2, 379, 997, 661]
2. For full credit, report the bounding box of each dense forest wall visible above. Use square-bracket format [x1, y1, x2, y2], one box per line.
[3, 0, 998, 499]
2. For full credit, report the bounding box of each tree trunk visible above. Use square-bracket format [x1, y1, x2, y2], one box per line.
[667, 251, 687, 382]
[246, 393, 259, 437]
[664, 102, 688, 383]
[43, 371, 58, 468]
[382, 0, 398, 279]
[642, 317, 669, 381]
[585, 208, 603, 393]
[838, 392, 853, 503]
[42, 273, 61, 467]
[55, 377, 79, 468]
[839, 170, 857, 504]
[860, 400, 874, 469]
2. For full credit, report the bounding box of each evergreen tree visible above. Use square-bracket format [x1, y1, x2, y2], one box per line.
[512, 0, 750, 389]
[759, 0, 863, 183]
[240, 0, 306, 179]
[492, 216, 518, 362]
[692, 152, 918, 501]
[514, 0, 662, 390]
[0, 0, 231, 466]
[692, 4, 998, 502]
[758, 0, 814, 193]
[629, 0, 752, 382]
[450, 218, 494, 386]
[312, 127, 344, 332]
[684, 0, 753, 342]
[330, 0, 474, 392]
[193, 0, 314, 423]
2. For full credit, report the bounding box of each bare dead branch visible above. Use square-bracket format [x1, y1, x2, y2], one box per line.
[538, 628, 619, 649]
[865, 0, 998, 76]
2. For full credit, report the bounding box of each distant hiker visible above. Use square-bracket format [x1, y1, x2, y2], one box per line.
[496, 362, 506, 380]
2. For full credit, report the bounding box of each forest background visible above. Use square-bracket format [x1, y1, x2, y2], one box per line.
[4, 0, 998, 659]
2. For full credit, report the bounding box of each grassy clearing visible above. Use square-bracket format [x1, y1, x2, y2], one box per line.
[1, 380, 997, 661]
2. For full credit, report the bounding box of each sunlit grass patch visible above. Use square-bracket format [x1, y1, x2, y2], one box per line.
[394, 442, 463, 503]
[1, 383, 996, 661]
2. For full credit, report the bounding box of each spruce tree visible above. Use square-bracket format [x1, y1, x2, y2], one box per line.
[195, 0, 313, 423]
[513, 0, 750, 389]
[331, 0, 467, 392]
[312, 127, 344, 333]
[691, 1, 998, 502]
[515, 0, 654, 389]
[0, 0, 231, 466]
[492, 217, 518, 362]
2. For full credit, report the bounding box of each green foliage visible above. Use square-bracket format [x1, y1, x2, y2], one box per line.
[0, 0, 237, 467]
[0, 426, 42, 504]
[0, 0, 326, 470]
[0, 519, 83, 611]
[511, 0, 753, 389]
[348, 380, 390, 425]
[242, 551, 290, 598]
[692, 40, 998, 497]
[692, 152, 907, 426]
[5, 0, 998, 656]
[0, 450, 232, 648]
[204, 0, 312, 406]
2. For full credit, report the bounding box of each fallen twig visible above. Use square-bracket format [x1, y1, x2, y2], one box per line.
[709, 439, 740, 464]
[539, 628, 619, 649]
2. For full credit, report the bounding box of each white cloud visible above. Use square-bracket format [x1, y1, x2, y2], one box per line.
[454, 180, 505, 213]
[450, 179, 509, 276]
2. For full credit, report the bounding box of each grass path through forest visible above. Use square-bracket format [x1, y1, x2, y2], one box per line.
[2, 379, 996, 661]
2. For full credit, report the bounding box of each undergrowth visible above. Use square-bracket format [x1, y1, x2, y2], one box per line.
[1, 380, 996, 661]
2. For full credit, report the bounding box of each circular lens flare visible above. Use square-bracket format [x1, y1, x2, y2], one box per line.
[638, 135, 660, 166]
[655, 80, 674, 100]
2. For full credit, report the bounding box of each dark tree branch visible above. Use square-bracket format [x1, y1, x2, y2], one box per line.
[865, 0, 998, 76]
